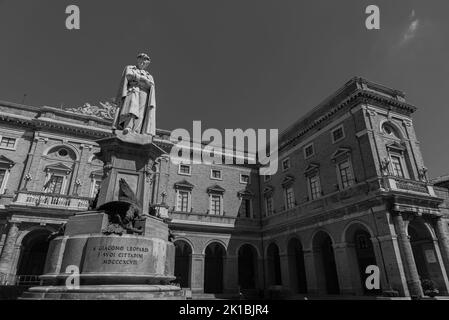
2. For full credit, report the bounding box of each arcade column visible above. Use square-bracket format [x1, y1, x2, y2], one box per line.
[0, 222, 20, 283]
[223, 255, 238, 294]
[333, 242, 356, 295]
[279, 252, 291, 291]
[190, 253, 205, 293]
[392, 212, 423, 297]
[435, 217, 449, 277]
[303, 249, 318, 294]
[370, 236, 394, 293]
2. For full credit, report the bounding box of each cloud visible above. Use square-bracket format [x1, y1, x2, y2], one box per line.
[399, 10, 420, 46]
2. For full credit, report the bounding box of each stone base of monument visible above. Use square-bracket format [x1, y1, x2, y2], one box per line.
[21, 285, 184, 300]
[22, 212, 185, 300]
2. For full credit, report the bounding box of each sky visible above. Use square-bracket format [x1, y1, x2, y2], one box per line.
[0, 0, 448, 178]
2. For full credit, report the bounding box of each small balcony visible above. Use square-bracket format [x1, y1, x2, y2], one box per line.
[381, 176, 435, 196]
[13, 191, 92, 211]
[169, 211, 260, 230]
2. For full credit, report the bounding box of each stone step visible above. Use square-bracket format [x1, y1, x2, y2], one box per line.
[286, 294, 449, 300]
[191, 293, 239, 300]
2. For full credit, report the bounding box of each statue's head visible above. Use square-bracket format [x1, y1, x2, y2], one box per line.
[136, 53, 151, 70]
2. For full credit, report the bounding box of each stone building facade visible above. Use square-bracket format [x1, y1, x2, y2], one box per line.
[0, 77, 448, 298]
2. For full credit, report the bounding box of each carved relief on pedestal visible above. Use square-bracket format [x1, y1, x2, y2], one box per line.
[144, 161, 157, 184]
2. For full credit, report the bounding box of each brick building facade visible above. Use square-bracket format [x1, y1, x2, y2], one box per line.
[0, 77, 448, 298]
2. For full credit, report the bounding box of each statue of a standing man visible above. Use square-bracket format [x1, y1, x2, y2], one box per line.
[113, 53, 156, 136]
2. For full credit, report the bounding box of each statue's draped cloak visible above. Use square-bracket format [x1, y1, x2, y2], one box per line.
[114, 65, 156, 135]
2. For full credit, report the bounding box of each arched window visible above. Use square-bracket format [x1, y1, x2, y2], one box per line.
[45, 145, 78, 161]
[90, 170, 103, 198]
[174, 180, 194, 213]
[386, 142, 410, 179]
[331, 148, 355, 190]
[207, 185, 225, 215]
[43, 163, 73, 195]
[281, 176, 295, 210]
[0, 155, 14, 195]
[237, 190, 254, 218]
[381, 122, 401, 140]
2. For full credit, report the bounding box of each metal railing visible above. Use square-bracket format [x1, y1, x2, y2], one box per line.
[14, 191, 92, 211]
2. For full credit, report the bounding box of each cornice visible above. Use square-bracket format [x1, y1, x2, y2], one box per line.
[31, 118, 112, 138]
[279, 89, 417, 153]
[0, 113, 34, 127]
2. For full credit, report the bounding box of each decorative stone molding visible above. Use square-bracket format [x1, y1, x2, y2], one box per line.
[381, 157, 390, 176]
[80, 144, 93, 150]
[304, 163, 320, 176]
[403, 119, 413, 127]
[144, 163, 156, 183]
[386, 141, 406, 153]
[281, 175, 295, 188]
[365, 107, 377, 117]
[418, 166, 428, 182]
[65, 101, 118, 120]
[174, 180, 194, 190]
[207, 185, 225, 194]
[237, 190, 254, 199]
[0, 155, 14, 169]
[44, 162, 72, 175]
[263, 185, 274, 196]
[331, 147, 351, 163]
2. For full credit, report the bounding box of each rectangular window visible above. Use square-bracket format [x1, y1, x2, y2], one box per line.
[178, 164, 191, 176]
[211, 169, 222, 180]
[338, 160, 355, 189]
[0, 137, 16, 149]
[309, 175, 322, 200]
[240, 174, 250, 184]
[91, 179, 102, 198]
[176, 190, 190, 212]
[265, 196, 274, 216]
[210, 195, 222, 215]
[0, 169, 6, 194]
[48, 175, 64, 194]
[391, 155, 405, 178]
[331, 125, 345, 143]
[285, 187, 295, 209]
[239, 198, 251, 218]
[304, 143, 315, 159]
[282, 158, 290, 171]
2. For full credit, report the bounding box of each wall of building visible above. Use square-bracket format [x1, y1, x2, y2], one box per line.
[0, 77, 448, 298]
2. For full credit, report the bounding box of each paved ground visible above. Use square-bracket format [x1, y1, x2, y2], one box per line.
[191, 293, 449, 300]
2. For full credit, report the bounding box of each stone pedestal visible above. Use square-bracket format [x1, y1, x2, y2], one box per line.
[95, 131, 165, 215]
[22, 131, 183, 300]
[22, 212, 184, 300]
